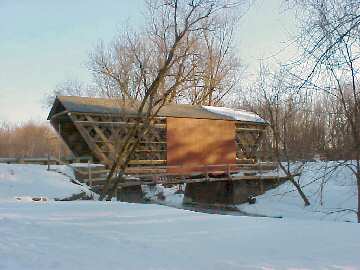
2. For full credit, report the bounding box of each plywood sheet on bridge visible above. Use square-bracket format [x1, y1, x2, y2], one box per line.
[167, 117, 236, 174]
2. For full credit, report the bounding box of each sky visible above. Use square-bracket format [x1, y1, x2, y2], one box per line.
[0, 0, 297, 124]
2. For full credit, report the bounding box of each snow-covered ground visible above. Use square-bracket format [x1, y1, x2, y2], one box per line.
[2, 161, 357, 223]
[1, 162, 360, 269]
[238, 161, 358, 222]
[152, 161, 359, 223]
[0, 163, 93, 201]
[1, 201, 360, 270]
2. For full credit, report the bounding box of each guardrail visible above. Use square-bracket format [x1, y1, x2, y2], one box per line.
[0, 156, 92, 165]
[0, 156, 280, 188]
[73, 162, 280, 188]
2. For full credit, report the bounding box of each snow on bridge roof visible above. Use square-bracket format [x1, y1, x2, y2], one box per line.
[202, 106, 267, 123]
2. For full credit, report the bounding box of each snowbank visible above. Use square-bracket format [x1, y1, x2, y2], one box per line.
[0, 164, 92, 201]
[1, 162, 360, 268]
[238, 161, 358, 222]
[1, 201, 360, 269]
[143, 161, 359, 223]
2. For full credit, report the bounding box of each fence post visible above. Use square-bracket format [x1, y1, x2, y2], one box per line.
[47, 154, 50, 171]
[88, 160, 92, 186]
[227, 164, 231, 180]
[259, 179, 264, 193]
[259, 160, 262, 177]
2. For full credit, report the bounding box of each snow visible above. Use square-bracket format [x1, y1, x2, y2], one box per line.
[238, 161, 358, 222]
[1, 201, 360, 270]
[145, 161, 359, 223]
[203, 105, 267, 123]
[1, 162, 360, 269]
[0, 164, 93, 201]
[143, 184, 185, 207]
[70, 162, 105, 168]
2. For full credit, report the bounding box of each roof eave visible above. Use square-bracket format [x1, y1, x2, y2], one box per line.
[47, 96, 61, 120]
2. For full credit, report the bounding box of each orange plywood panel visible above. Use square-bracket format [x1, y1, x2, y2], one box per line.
[167, 117, 236, 173]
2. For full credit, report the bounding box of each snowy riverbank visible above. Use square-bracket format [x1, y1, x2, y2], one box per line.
[1, 162, 360, 269]
[1, 201, 360, 269]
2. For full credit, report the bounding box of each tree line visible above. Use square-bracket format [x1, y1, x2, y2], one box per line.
[0, 121, 69, 158]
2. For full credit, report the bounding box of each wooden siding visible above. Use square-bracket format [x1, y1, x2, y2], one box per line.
[166, 117, 236, 173]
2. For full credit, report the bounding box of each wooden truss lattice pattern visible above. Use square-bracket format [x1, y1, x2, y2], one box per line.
[66, 112, 266, 168]
[69, 112, 166, 167]
[235, 122, 266, 163]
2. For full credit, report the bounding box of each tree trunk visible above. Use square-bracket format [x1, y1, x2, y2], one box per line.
[289, 176, 311, 206]
[277, 161, 311, 207]
[357, 169, 360, 223]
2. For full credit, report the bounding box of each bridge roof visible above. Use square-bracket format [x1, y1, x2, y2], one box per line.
[48, 96, 267, 124]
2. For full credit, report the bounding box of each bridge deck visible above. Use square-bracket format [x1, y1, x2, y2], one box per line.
[73, 163, 285, 189]
[113, 174, 289, 188]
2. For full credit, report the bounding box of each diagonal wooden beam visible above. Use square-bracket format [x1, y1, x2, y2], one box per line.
[84, 115, 116, 155]
[69, 113, 112, 167]
[248, 132, 264, 158]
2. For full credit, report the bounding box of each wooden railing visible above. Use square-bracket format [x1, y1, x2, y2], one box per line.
[72, 162, 279, 187]
[0, 156, 92, 165]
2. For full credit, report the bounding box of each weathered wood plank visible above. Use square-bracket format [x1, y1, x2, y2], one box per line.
[235, 127, 265, 132]
[50, 110, 69, 120]
[84, 115, 116, 156]
[74, 120, 166, 129]
[128, 160, 167, 165]
[69, 114, 112, 166]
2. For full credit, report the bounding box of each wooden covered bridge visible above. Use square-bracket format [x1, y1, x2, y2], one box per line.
[48, 96, 285, 204]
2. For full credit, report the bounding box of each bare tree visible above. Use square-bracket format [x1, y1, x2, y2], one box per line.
[184, 15, 243, 105]
[287, 0, 360, 219]
[242, 64, 311, 206]
[88, 0, 246, 200]
[44, 79, 98, 108]
[0, 121, 69, 158]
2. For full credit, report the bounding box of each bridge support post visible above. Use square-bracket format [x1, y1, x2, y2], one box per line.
[183, 181, 265, 206]
[116, 185, 144, 203]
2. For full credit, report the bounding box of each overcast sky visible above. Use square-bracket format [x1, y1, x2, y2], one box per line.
[0, 0, 297, 124]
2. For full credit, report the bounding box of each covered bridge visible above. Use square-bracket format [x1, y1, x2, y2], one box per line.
[48, 96, 268, 175]
[48, 96, 286, 205]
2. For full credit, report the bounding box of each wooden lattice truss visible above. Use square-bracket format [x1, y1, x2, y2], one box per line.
[54, 111, 266, 171]
[235, 122, 266, 163]
[69, 112, 167, 168]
